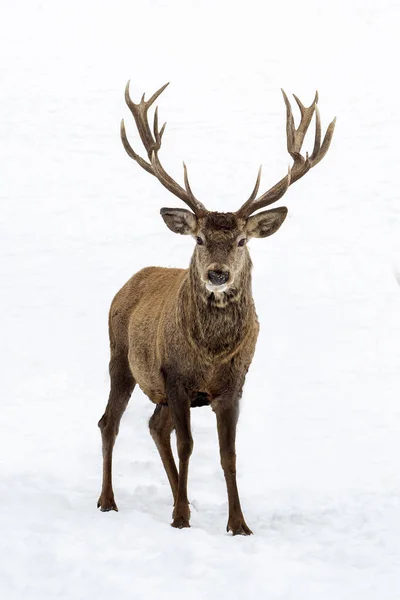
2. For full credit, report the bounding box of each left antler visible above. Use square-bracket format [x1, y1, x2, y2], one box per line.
[236, 90, 336, 218]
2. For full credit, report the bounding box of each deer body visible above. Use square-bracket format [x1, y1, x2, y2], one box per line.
[111, 243, 258, 405]
[98, 82, 335, 534]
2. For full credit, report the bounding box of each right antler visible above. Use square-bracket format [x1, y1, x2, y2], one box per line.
[121, 81, 207, 216]
[236, 90, 336, 218]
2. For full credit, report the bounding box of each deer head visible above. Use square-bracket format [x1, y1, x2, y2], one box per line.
[121, 82, 335, 295]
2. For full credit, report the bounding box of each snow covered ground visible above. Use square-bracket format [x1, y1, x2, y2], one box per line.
[1, 0, 400, 597]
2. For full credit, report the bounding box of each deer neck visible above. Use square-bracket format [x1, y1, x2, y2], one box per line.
[177, 255, 256, 358]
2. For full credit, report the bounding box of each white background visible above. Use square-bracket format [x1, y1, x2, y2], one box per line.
[1, 0, 400, 598]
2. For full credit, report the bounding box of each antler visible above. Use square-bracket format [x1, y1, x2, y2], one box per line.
[236, 90, 336, 218]
[120, 81, 207, 216]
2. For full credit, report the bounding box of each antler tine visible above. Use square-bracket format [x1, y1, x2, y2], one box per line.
[237, 167, 292, 217]
[311, 115, 336, 167]
[236, 90, 335, 218]
[183, 162, 195, 198]
[147, 82, 170, 107]
[121, 81, 207, 216]
[235, 166, 263, 219]
[310, 104, 321, 160]
[248, 166, 262, 203]
[153, 106, 167, 150]
[153, 106, 159, 143]
[150, 152, 206, 215]
[120, 119, 153, 174]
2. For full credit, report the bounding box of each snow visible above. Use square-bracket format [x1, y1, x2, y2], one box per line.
[1, 0, 400, 597]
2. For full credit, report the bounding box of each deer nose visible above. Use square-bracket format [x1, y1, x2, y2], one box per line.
[208, 270, 229, 285]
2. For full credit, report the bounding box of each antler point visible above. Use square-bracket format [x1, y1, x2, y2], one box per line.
[124, 81, 133, 106]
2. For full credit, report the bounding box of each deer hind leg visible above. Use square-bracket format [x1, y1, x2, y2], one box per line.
[149, 404, 178, 503]
[97, 353, 135, 512]
[162, 369, 193, 529]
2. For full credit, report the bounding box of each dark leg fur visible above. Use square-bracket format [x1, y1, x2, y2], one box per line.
[149, 405, 178, 502]
[97, 354, 135, 512]
[214, 399, 252, 535]
[162, 368, 193, 529]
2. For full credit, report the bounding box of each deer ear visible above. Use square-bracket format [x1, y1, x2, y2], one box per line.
[160, 208, 197, 235]
[246, 207, 288, 238]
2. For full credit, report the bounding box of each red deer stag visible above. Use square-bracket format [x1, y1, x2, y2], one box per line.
[98, 82, 335, 535]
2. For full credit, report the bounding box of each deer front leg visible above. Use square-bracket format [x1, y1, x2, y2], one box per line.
[163, 370, 193, 529]
[213, 398, 252, 536]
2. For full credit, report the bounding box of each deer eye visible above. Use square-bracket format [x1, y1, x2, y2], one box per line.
[196, 236, 204, 245]
[238, 238, 246, 247]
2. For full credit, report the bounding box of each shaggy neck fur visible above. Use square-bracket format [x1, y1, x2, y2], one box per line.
[177, 251, 256, 359]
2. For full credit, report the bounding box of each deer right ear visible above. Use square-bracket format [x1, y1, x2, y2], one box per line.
[160, 208, 197, 235]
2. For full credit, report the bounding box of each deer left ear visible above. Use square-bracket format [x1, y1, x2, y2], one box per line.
[246, 207, 288, 238]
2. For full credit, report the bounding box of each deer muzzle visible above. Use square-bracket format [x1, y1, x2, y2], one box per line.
[208, 270, 229, 286]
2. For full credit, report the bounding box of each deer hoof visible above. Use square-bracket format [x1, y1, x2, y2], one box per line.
[227, 520, 253, 536]
[97, 495, 118, 512]
[171, 516, 190, 529]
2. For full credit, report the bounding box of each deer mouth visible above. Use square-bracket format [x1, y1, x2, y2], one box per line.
[205, 283, 228, 293]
